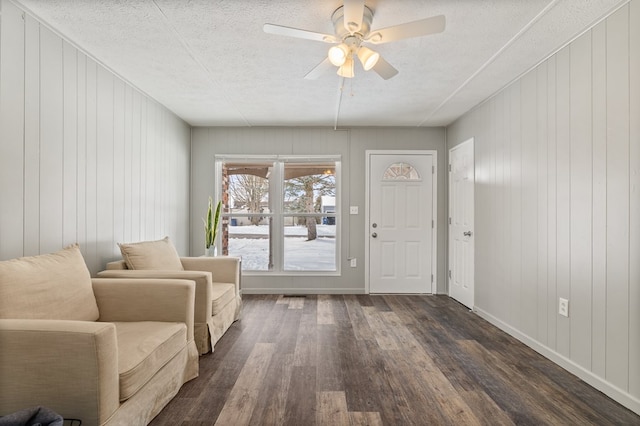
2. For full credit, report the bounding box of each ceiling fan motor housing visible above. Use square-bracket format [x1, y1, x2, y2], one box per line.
[331, 5, 373, 41]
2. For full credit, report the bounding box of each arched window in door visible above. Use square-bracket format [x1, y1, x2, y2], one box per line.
[382, 162, 421, 181]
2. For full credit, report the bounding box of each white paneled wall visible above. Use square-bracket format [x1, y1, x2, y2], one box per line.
[0, 0, 191, 274]
[447, 2, 639, 414]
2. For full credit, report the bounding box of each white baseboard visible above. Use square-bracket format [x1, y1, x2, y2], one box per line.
[241, 288, 366, 295]
[474, 307, 640, 416]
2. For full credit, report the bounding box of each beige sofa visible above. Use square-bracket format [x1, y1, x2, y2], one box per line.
[0, 245, 199, 426]
[97, 237, 242, 355]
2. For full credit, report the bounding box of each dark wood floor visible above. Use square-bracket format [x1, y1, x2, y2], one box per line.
[150, 294, 640, 426]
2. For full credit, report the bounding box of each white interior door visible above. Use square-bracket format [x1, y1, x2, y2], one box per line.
[368, 152, 435, 294]
[448, 139, 475, 308]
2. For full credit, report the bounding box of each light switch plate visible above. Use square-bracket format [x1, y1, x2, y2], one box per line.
[350, 206, 358, 214]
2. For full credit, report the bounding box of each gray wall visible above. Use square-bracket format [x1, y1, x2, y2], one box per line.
[447, 3, 639, 413]
[0, 0, 191, 274]
[191, 127, 446, 294]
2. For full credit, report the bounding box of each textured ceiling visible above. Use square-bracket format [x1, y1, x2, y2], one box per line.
[14, 0, 627, 127]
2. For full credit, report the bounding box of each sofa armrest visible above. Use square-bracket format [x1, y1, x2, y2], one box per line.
[96, 271, 212, 324]
[0, 319, 119, 425]
[92, 278, 195, 340]
[180, 256, 241, 294]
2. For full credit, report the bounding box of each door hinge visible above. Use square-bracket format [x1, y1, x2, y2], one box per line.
[448, 217, 452, 225]
[448, 164, 452, 172]
[448, 270, 452, 279]
[431, 274, 434, 283]
[432, 165, 435, 174]
[432, 219, 434, 228]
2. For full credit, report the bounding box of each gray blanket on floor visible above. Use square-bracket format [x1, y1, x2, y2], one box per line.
[0, 406, 64, 426]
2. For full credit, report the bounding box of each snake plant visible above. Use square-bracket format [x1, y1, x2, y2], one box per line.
[204, 197, 222, 250]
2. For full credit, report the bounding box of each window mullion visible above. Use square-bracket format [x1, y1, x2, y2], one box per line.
[270, 162, 284, 272]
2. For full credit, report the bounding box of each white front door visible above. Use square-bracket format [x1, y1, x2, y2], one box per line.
[367, 151, 435, 294]
[448, 139, 475, 308]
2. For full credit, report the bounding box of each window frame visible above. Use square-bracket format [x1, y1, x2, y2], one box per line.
[215, 154, 341, 276]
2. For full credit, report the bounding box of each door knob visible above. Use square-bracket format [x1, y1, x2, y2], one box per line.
[463, 231, 473, 237]
[372, 223, 377, 228]
[372, 233, 378, 238]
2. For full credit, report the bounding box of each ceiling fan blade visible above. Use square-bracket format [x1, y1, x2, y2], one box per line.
[263, 23, 337, 43]
[366, 15, 445, 44]
[304, 58, 334, 80]
[343, 0, 365, 33]
[371, 56, 399, 80]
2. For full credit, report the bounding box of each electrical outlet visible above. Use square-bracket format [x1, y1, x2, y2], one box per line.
[559, 298, 569, 317]
[350, 206, 359, 215]
[350, 258, 357, 268]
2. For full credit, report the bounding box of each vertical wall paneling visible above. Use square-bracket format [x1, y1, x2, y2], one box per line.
[605, 6, 630, 391]
[0, 1, 24, 260]
[536, 62, 549, 345]
[488, 96, 498, 314]
[123, 85, 133, 242]
[447, 2, 640, 413]
[546, 55, 558, 350]
[520, 71, 538, 338]
[39, 26, 64, 254]
[629, 0, 640, 398]
[569, 31, 593, 370]
[475, 101, 490, 309]
[96, 65, 114, 265]
[139, 98, 148, 239]
[145, 103, 157, 238]
[493, 92, 506, 318]
[509, 82, 522, 327]
[0, 1, 191, 272]
[84, 58, 98, 272]
[76, 52, 87, 253]
[500, 90, 512, 321]
[23, 14, 39, 256]
[555, 46, 571, 358]
[591, 20, 608, 379]
[131, 90, 142, 242]
[113, 78, 125, 253]
[62, 41, 78, 247]
[153, 108, 162, 236]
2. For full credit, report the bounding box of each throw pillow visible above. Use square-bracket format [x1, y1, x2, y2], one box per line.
[0, 244, 99, 321]
[118, 236, 184, 271]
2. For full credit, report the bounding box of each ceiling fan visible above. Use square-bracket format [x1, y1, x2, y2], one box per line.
[263, 0, 445, 80]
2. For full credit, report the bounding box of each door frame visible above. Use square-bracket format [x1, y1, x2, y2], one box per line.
[365, 150, 438, 294]
[447, 138, 475, 308]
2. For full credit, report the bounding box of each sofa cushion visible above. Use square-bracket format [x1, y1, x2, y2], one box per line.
[114, 321, 187, 401]
[0, 244, 99, 321]
[118, 237, 184, 271]
[211, 283, 235, 316]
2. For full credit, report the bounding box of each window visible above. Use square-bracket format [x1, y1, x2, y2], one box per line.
[382, 162, 421, 181]
[216, 156, 339, 273]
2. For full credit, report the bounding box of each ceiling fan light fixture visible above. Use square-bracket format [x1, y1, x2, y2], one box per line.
[337, 56, 354, 78]
[357, 46, 380, 71]
[328, 43, 350, 66]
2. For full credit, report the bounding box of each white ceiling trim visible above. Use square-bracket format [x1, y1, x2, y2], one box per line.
[445, 0, 631, 125]
[418, 0, 562, 126]
[150, 0, 251, 126]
